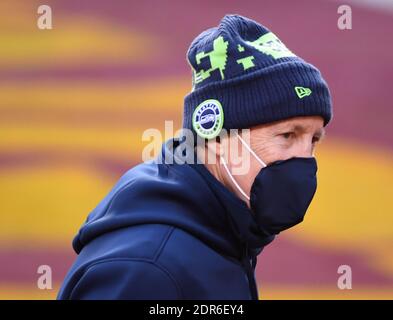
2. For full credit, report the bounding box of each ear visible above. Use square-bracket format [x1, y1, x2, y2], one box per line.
[206, 130, 229, 159]
[205, 137, 222, 159]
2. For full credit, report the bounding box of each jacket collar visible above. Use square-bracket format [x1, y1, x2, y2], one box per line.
[166, 137, 274, 259]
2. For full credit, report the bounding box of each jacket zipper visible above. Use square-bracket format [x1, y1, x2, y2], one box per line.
[242, 243, 259, 300]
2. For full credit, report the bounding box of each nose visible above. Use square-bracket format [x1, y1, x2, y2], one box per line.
[294, 138, 315, 158]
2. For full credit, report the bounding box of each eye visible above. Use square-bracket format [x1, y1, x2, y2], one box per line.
[281, 132, 294, 139]
[312, 135, 321, 144]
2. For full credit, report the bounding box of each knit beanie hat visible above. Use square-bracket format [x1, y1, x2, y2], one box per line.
[183, 14, 333, 139]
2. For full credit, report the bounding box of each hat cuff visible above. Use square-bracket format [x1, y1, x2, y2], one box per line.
[183, 61, 333, 131]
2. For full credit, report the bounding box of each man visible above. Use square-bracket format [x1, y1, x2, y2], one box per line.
[58, 14, 332, 300]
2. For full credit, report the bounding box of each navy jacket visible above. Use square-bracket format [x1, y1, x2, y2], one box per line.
[57, 138, 274, 300]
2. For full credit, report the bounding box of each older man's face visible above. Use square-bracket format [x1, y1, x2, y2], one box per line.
[222, 115, 325, 205]
[250, 115, 325, 163]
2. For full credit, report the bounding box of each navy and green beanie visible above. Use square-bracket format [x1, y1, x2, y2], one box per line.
[183, 14, 333, 139]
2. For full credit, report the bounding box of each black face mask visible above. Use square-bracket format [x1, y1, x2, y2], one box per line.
[221, 133, 318, 236]
[250, 157, 317, 236]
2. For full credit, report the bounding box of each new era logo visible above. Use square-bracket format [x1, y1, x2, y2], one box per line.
[295, 86, 312, 99]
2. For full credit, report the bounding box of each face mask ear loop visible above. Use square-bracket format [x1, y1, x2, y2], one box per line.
[235, 132, 267, 168]
[220, 156, 250, 201]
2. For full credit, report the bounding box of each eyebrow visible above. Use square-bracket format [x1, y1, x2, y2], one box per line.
[280, 124, 326, 138]
[317, 127, 326, 139]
